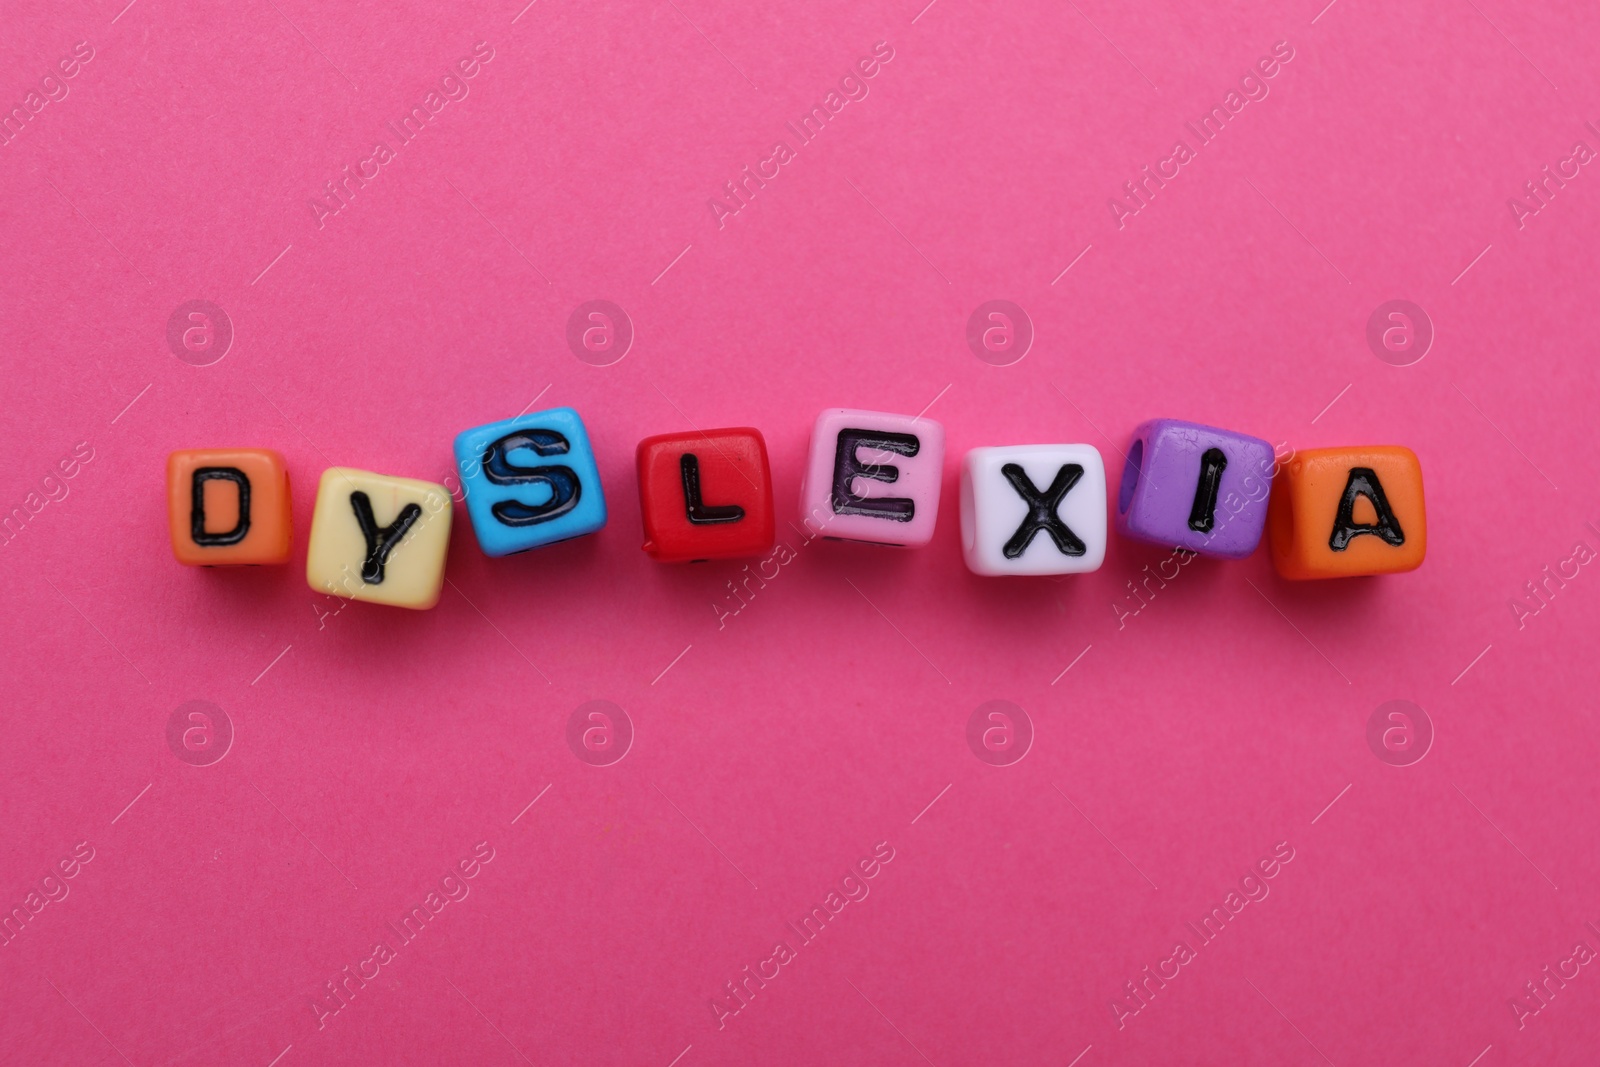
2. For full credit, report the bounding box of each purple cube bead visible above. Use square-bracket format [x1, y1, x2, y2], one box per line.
[1115, 419, 1277, 559]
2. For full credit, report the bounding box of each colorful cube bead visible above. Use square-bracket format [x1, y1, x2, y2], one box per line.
[453, 407, 607, 557]
[1115, 419, 1277, 559]
[305, 468, 452, 609]
[637, 428, 774, 562]
[960, 444, 1107, 575]
[799, 408, 945, 546]
[167, 448, 292, 566]
[1268, 445, 1426, 579]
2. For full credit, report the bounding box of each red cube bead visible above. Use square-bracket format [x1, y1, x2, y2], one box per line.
[636, 428, 775, 562]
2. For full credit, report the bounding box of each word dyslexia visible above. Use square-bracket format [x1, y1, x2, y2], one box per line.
[167, 409, 1427, 609]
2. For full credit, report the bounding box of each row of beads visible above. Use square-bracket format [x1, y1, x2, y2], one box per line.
[168, 407, 1425, 609]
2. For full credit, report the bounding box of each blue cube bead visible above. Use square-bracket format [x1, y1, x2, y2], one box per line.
[453, 407, 607, 557]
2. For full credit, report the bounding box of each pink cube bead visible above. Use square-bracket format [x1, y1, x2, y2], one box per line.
[799, 408, 945, 546]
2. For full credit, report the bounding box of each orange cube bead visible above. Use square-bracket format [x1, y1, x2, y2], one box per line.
[1267, 446, 1425, 579]
[167, 448, 293, 566]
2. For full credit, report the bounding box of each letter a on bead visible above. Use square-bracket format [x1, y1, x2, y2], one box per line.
[1328, 467, 1405, 550]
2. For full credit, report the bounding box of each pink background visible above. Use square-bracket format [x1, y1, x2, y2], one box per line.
[3, 0, 1599, 1064]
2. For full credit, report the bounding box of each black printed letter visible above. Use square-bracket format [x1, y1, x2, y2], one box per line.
[680, 454, 744, 524]
[482, 430, 581, 526]
[1001, 463, 1086, 558]
[349, 492, 422, 584]
[1328, 467, 1405, 550]
[1186, 447, 1228, 533]
[832, 429, 919, 522]
[191, 467, 251, 545]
